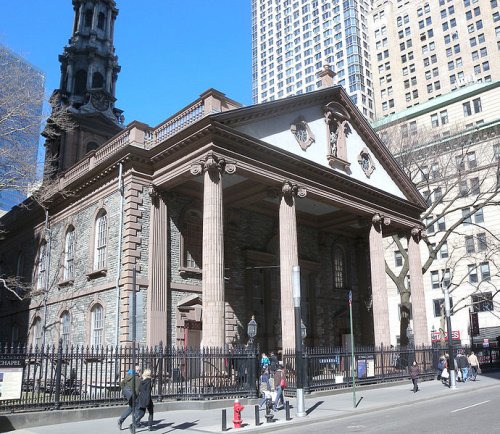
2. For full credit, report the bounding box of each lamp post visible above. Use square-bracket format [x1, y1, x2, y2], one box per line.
[300, 319, 307, 347]
[292, 266, 306, 418]
[443, 283, 456, 389]
[247, 316, 258, 399]
[247, 316, 257, 347]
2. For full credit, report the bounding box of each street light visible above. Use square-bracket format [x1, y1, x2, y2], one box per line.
[292, 266, 306, 418]
[301, 319, 307, 345]
[247, 316, 257, 346]
[443, 283, 456, 389]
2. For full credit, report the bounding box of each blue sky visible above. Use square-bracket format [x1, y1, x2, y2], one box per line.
[1, 0, 253, 127]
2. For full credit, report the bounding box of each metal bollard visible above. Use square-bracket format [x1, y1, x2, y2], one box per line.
[222, 409, 227, 431]
[255, 404, 260, 426]
[265, 397, 274, 423]
[285, 400, 291, 421]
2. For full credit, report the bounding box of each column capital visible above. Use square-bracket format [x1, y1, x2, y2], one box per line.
[372, 213, 390, 227]
[148, 185, 171, 206]
[190, 153, 236, 177]
[410, 226, 426, 241]
[281, 180, 307, 200]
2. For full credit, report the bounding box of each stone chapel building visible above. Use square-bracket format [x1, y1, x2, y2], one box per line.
[0, 0, 430, 351]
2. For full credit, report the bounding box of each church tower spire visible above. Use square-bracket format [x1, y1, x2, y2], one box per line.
[43, 0, 124, 177]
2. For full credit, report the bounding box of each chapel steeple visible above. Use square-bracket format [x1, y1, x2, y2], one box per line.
[43, 0, 124, 177]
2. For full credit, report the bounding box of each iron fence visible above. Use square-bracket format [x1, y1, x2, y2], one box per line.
[1, 342, 498, 413]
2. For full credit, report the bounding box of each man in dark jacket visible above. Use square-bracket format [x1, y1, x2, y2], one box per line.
[456, 350, 469, 382]
[131, 368, 154, 432]
[118, 365, 141, 430]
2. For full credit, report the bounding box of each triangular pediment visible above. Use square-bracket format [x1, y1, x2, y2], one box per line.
[212, 87, 425, 207]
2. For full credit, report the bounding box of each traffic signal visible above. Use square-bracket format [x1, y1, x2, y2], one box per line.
[470, 312, 480, 336]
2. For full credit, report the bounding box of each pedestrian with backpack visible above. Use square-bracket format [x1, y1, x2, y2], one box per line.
[117, 365, 141, 430]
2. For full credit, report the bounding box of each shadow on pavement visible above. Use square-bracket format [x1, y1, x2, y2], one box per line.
[306, 400, 324, 415]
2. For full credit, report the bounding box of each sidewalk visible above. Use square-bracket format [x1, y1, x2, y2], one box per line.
[8, 371, 500, 434]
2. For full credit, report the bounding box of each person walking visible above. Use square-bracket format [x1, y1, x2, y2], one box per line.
[456, 350, 469, 382]
[468, 351, 480, 381]
[118, 365, 141, 430]
[130, 368, 154, 432]
[437, 355, 446, 383]
[269, 351, 278, 375]
[273, 363, 286, 411]
[409, 361, 420, 393]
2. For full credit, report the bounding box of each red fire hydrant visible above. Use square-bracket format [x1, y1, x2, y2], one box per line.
[233, 399, 244, 428]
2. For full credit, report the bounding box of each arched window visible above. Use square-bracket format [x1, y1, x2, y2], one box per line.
[94, 210, 107, 270]
[91, 72, 104, 89]
[64, 227, 75, 281]
[97, 12, 106, 30]
[84, 9, 93, 27]
[32, 316, 42, 348]
[90, 304, 104, 346]
[181, 209, 202, 270]
[60, 311, 71, 347]
[36, 242, 47, 290]
[74, 70, 87, 96]
[333, 246, 346, 289]
[86, 141, 99, 153]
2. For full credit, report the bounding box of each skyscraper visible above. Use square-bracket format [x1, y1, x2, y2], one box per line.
[370, 0, 500, 119]
[252, 0, 376, 120]
[0, 45, 44, 214]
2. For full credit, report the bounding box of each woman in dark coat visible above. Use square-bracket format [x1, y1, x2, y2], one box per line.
[130, 368, 154, 431]
[409, 361, 420, 393]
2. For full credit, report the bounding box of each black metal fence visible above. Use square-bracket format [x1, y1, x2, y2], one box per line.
[0, 343, 498, 413]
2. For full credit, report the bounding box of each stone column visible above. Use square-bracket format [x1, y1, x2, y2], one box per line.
[408, 228, 430, 346]
[369, 214, 391, 346]
[191, 154, 235, 348]
[77, 4, 84, 33]
[279, 181, 306, 350]
[147, 187, 169, 347]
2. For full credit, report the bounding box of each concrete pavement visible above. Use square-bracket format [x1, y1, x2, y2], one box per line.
[7, 371, 500, 434]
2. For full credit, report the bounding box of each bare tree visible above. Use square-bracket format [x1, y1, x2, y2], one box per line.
[0, 45, 75, 204]
[381, 122, 500, 346]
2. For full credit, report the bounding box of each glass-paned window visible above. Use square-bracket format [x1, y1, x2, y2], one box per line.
[333, 246, 346, 288]
[91, 304, 104, 347]
[440, 242, 449, 259]
[64, 228, 75, 281]
[465, 235, 475, 253]
[61, 311, 71, 347]
[480, 262, 491, 281]
[437, 217, 446, 231]
[477, 233, 487, 251]
[462, 208, 472, 225]
[94, 211, 107, 270]
[33, 317, 43, 348]
[431, 270, 440, 289]
[433, 298, 453, 317]
[37, 242, 47, 289]
[472, 292, 493, 312]
[470, 177, 480, 195]
[395, 251, 403, 267]
[459, 180, 469, 197]
[468, 264, 478, 283]
[474, 208, 484, 223]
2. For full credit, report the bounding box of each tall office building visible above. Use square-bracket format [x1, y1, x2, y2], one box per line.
[252, 0, 376, 120]
[0, 45, 44, 214]
[370, 0, 500, 119]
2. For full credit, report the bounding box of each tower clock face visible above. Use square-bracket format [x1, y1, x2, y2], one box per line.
[91, 92, 110, 111]
[294, 124, 308, 142]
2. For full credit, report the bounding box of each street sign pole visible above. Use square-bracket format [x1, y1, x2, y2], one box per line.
[349, 290, 356, 408]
